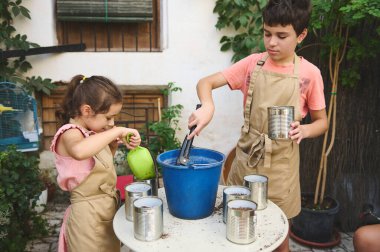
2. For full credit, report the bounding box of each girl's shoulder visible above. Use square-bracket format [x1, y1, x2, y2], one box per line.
[50, 124, 89, 152]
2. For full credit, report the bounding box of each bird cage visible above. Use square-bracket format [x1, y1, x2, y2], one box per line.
[0, 82, 40, 152]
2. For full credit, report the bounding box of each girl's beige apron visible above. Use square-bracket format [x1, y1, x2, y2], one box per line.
[227, 54, 302, 219]
[65, 123, 120, 251]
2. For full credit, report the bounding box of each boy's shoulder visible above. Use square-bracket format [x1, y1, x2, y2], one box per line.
[299, 56, 321, 74]
[245, 52, 267, 62]
[300, 57, 321, 78]
[232, 52, 266, 70]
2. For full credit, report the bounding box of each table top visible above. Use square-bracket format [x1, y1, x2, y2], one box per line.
[113, 185, 288, 252]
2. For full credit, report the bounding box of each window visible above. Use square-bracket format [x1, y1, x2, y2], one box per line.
[56, 0, 161, 52]
[40, 84, 167, 150]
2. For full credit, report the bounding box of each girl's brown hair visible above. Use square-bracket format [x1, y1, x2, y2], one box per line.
[56, 75, 123, 125]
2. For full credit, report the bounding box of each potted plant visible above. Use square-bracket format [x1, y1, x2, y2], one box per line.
[214, 0, 380, 246]
[288, 1, 380, 246]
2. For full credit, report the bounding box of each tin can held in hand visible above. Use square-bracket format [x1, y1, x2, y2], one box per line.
[268, 106, 294, 140]
[125, 182, 152, 221]
[244, 174, 268, 210]
[133, 196, 163, 242]
[223, 186, 251, 223]
[226, 199, 257, 244]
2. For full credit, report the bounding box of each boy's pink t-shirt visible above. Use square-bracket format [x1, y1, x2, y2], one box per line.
[222, 52, 326, 118]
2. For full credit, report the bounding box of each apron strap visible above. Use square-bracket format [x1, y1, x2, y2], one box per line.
[243, 54, 269, 133]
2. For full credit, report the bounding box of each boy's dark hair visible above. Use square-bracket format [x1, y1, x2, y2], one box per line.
[263, 0, 312, 35]
[56, 75, 123, 125]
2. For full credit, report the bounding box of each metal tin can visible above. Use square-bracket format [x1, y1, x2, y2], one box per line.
[134, 176, 159, 196]
[226, 199, 257, 244]
[125, 182, 152, 221]
[268, 106, 294, 140]
[133, 196, 163, 241]
[223, 186, 251, 223]
[244, 174, 268, 210]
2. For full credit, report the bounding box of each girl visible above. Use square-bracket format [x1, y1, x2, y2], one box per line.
[51, 75, 141, 252]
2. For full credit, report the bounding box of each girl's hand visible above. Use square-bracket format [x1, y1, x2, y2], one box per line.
[289, 121, 304, 144]
[122, 129, 141, 149]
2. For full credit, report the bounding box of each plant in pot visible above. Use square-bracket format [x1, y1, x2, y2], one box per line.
[289, 1, 380, 246]
[214, 0, 380, 247]
[114, 82, 183, 197]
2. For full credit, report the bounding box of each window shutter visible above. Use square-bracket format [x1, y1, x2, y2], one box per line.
[56, 0, 153, 23]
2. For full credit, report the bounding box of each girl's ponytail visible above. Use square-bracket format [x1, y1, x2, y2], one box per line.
[55, 74, 84, 125]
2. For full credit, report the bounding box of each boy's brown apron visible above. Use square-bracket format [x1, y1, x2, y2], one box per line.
[227, 54, 302, 219]
[65, 126, 120, 251]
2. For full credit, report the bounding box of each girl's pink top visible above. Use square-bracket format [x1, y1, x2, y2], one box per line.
[50, 124, 95, 252]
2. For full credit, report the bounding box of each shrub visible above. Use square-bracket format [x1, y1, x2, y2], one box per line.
[0, 146, 48, 251]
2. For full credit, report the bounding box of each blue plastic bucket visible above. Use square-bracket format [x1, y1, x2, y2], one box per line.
[157, 148, 225, 219]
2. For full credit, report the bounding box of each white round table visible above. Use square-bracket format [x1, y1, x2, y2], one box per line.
[113, 185, 288, 252]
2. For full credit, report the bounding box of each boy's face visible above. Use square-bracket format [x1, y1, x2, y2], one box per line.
[263, 24, 306, 66]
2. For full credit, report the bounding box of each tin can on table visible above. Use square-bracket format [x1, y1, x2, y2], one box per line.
[133, 196, 163, 241]
[125, 182, 152, 221]
[244, 174, 268, 210]
[226, 199, 257, 244]
[134, 176, 159, 196]
[223, 186, 251, 223]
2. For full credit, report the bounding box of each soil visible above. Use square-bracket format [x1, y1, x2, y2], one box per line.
[161, 233, 169, 239]
[301, 194, 337, 210]
[232, 207, 253, 211]
[230, 193, 247, 196]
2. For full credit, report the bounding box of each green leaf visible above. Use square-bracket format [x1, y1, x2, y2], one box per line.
[19, 6, 31, 19]
[11, 6, 20, 17]
[221, 42, 231, 51]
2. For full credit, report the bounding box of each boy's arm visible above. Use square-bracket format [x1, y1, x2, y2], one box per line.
[188, 72, 228, 139]
[289, 109, 328, 144]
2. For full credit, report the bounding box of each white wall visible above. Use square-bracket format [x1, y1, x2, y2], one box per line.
[15, 0, 243, 156]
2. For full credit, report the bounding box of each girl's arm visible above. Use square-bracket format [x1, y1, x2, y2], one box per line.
[187, 72, 228, 139]
[289, 109, 328, 144]
[58, 127, 141, 160]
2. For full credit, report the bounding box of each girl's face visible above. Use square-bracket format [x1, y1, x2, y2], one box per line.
[85, 103, 122, 132]
[263, 24, 306, 66]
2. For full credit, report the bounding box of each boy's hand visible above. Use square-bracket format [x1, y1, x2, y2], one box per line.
[289, 121, 305, 144]
[187, 105, 214, 139]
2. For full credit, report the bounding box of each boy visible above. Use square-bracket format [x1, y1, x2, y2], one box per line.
[187, 0, 328, 251]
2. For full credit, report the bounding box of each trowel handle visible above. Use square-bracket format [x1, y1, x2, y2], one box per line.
[189, 104, 202, 134]
[176, 104, 202, 165]
[183, 104, 202, 155]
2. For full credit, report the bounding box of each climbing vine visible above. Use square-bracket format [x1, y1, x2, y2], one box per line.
[0, 0, 55, 94]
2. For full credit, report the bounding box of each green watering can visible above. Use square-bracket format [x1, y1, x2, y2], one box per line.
[125, 134, 155, 180]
